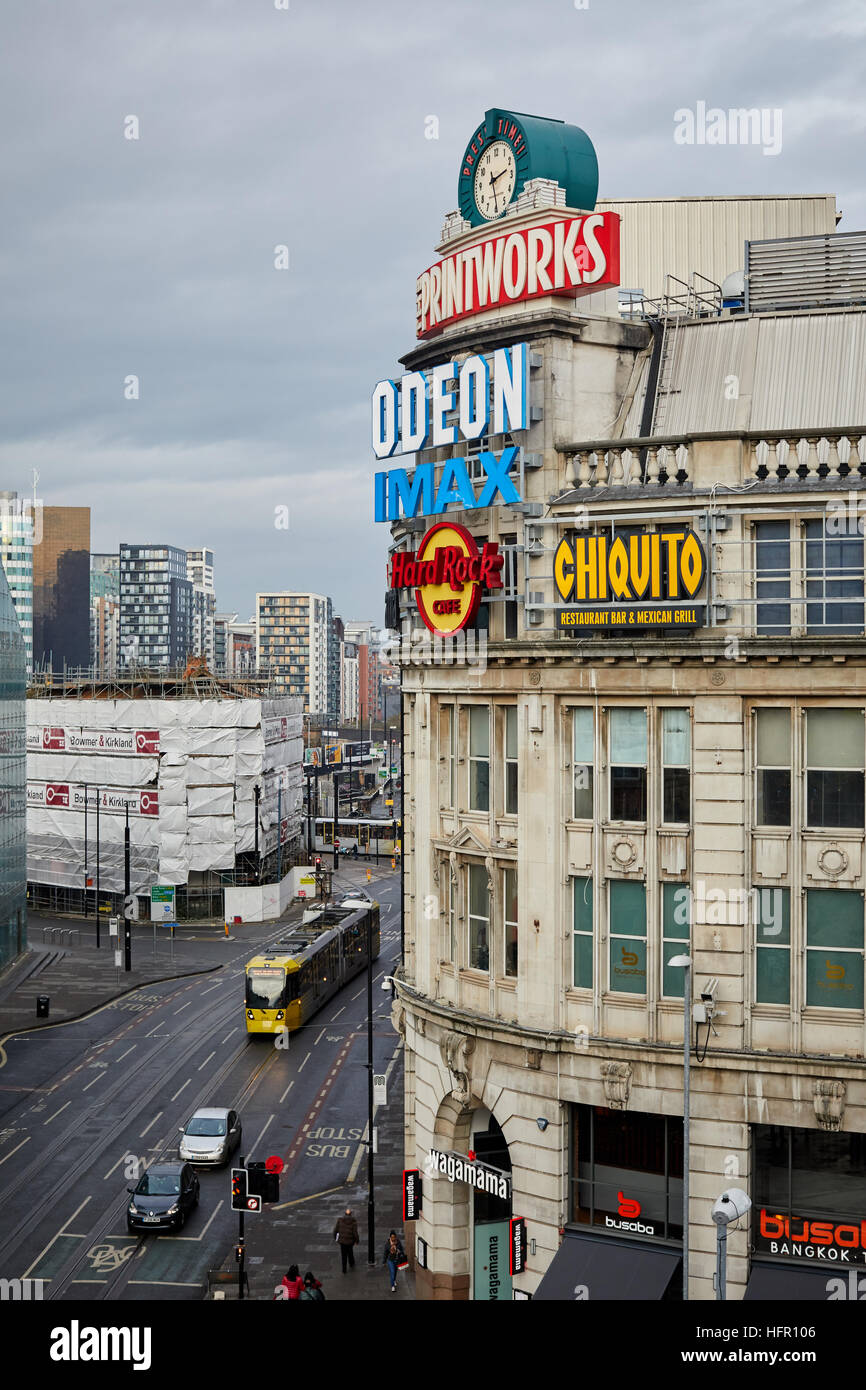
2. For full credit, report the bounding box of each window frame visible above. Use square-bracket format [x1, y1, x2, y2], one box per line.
[608, 706, 648, 824]
[467, 705, 491, 814]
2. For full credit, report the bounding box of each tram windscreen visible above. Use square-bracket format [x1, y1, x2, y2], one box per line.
[245, 966, 287, 1008]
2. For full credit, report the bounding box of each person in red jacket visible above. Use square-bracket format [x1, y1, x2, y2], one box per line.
[278, 1264, 304, 1299]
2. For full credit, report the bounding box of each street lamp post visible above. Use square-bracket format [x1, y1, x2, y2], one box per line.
[95, 790, 101, 948]
[84, 781, 89, 918]
[668, 952, 691, 1301]
[253, 783, 261, 882]
[366, 905, 375, 1265]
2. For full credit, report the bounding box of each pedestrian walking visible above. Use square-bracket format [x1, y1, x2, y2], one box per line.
[333, 1206, 360, 1272]
[277, 1264, 304, 1300]
[382, 1229, 407, 1292]
[298, 1270, 326, 1301]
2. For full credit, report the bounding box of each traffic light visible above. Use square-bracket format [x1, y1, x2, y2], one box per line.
[315, 856, 322, 870]
[231, 1167, 247, 1211]
[247, 1160, 280, 1203]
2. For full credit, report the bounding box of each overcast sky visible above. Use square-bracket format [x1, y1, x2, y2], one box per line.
[2, 0, 863, 624]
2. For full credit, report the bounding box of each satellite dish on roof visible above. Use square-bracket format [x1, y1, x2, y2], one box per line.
[721, 269, 745, 304]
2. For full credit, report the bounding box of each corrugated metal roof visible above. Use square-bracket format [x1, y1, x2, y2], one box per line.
[596, 196, 838, 303]
[647, 308, 866, 435]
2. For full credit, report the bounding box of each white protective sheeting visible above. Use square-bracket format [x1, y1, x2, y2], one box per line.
[27, 695, 303, 891]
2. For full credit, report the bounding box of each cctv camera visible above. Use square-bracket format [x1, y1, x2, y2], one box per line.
[711, 1188, 752, 1225]
[536, 1117, 549, 1132]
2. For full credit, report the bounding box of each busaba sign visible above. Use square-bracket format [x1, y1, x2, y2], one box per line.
[555, 527, 707, 630]
[416, 212, 620, 338]
[390, 521, 503, 637]
[756, 1209, 866, 1264]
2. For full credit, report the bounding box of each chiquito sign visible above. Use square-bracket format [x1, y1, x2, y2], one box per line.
[372, 343, 526, 523]
[389, 522, 503, 637]
[555, 527, 708, 629]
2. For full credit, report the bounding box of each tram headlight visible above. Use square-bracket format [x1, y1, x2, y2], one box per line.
[276, 1011, 284, 1020]
[247, 1010, 254, 1020]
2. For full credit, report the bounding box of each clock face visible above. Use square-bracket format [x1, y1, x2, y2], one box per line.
[473, 140, 517, 221]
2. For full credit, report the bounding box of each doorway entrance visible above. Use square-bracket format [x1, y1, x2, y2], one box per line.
[471, 1112, 512, 1300]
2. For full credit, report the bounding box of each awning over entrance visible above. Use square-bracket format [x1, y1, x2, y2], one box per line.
[744, 1261, 837, 1300]
[533, 1229, 681, 1300]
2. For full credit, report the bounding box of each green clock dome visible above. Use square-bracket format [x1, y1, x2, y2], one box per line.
[458, 109, 599, 228]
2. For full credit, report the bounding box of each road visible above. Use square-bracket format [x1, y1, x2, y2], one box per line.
[0, 872, 401, 1300]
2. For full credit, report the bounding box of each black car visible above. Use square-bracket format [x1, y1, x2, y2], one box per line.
[127, 1161, 200, 1233]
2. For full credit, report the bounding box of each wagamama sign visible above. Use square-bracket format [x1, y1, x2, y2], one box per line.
[427, 1148, 511, 1200]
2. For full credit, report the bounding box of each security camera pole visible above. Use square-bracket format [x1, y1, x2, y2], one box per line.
[712, 1189, 752, 1300]
[668, 952, 691, 1300]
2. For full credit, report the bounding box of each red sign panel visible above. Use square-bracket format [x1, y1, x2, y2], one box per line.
[403, 1169, 422, 1222]
[416, 211, 620, 339]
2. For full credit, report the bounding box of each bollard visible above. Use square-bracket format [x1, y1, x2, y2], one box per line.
[36, 996, 50, 1019]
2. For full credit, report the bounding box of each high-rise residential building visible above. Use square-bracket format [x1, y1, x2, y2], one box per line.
[0, 491, 34, 673]
[255, 591, 336, 715]
[344, 621, 382, 725]
[341, 641, 360, 724]
[0, 555, 27, 968]
[215, 613, 256, 676]
[32, 506, 91, 672]
[187, 548, 216, 668]
[119, 544, 193, 669]
[91, 553, 119, 677]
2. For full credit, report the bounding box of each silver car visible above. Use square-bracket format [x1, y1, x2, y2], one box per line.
[178, 1107, 241, 1167]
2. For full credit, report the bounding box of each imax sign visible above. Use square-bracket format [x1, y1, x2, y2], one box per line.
[374, 447, 520, 522]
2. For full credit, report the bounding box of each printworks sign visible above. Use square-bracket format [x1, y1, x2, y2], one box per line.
[389, 522, 503, 637]
[756, 1209, 866, 1265]
[554, 528, 707, 630]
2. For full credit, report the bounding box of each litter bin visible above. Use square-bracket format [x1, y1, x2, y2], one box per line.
[36, 996, 50, 1019]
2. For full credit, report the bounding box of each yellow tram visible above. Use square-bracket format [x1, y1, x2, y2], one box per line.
[244, 900, 380, 1037]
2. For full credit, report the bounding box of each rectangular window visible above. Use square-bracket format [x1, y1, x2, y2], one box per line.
[609, 708, 647, 821]
[805, 521, 864, 634]
[805, 889, 864, 1010]
[468, 864, 490, 972]
[502, 533, 518, 640]
[661, 883, 690, 998]
[468, 707, 490, 812]
[573, 707, 594, 820]
[504, 706, 518, 815]
[440, 705, 455, 808]
[504, 867, 518, 978]
[572, 876, 593, 989]
[755, 708, 791, 826]
[573, 1104, 683, 1241]
[755, 520, 791, 635]
[805, 709, 865, 829]
[661, 708, 690, 824]
[449, 875, 456, 964]
[608, 880, 647, 995]
[754, 886, 790, 1005]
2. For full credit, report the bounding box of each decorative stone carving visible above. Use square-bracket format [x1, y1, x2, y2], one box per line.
[610, 837, 637, 870]
[431, 857, 440, 888]
[440, 1031, 475, 1105]
[528, 670, 541, 686]
[817, 845, 849, 880]
[813, 1079, 846, 1131]
[391, 1003, 406, 1038]
[449, 851, 458, 885]
[485, 853, 495, 897]
[601, 1060, 632, 1110]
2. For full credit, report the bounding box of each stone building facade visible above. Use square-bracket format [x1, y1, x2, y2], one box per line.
[387, 190, 866, 1299]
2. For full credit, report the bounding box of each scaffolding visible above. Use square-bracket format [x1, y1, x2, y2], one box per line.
[26, 661, 280, 702]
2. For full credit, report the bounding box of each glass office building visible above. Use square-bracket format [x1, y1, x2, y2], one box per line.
[0, 559, 27, 970]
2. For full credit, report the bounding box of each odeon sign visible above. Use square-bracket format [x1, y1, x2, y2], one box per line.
[372, 342, 527, 524]
[389, 522, 503, 637]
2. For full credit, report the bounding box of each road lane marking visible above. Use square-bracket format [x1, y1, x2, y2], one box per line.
[348, 1038, 403, 1184]
[115, 1045, 137, 1062]
[22, 1196, 91, 1279]
[313, 1027, 326, 1045]
[220, 1029, 237, 1043]
[330, 1007, 345, 1021]
[351, 987, 364, 1000]
[247, 1114, 275, 1155]
[197, 1051, 216, 1070]
[279, 1081, 294, 1103]
[44, 1101, 71, 1125]
[298, 1052, 311, 1073]
[103, 1155, 126, 1180]
[201, 982, 223, 994]
[173, 1002, 191, 1015]
[139, 1112, 163, 1137]
[144, 1024, 165, 1038]
[170, 1079, 191, 1101]
[163, 1197, 225, 1243]
[0, 1136, 30, 1166]
[82, 1073, 106, 1092]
